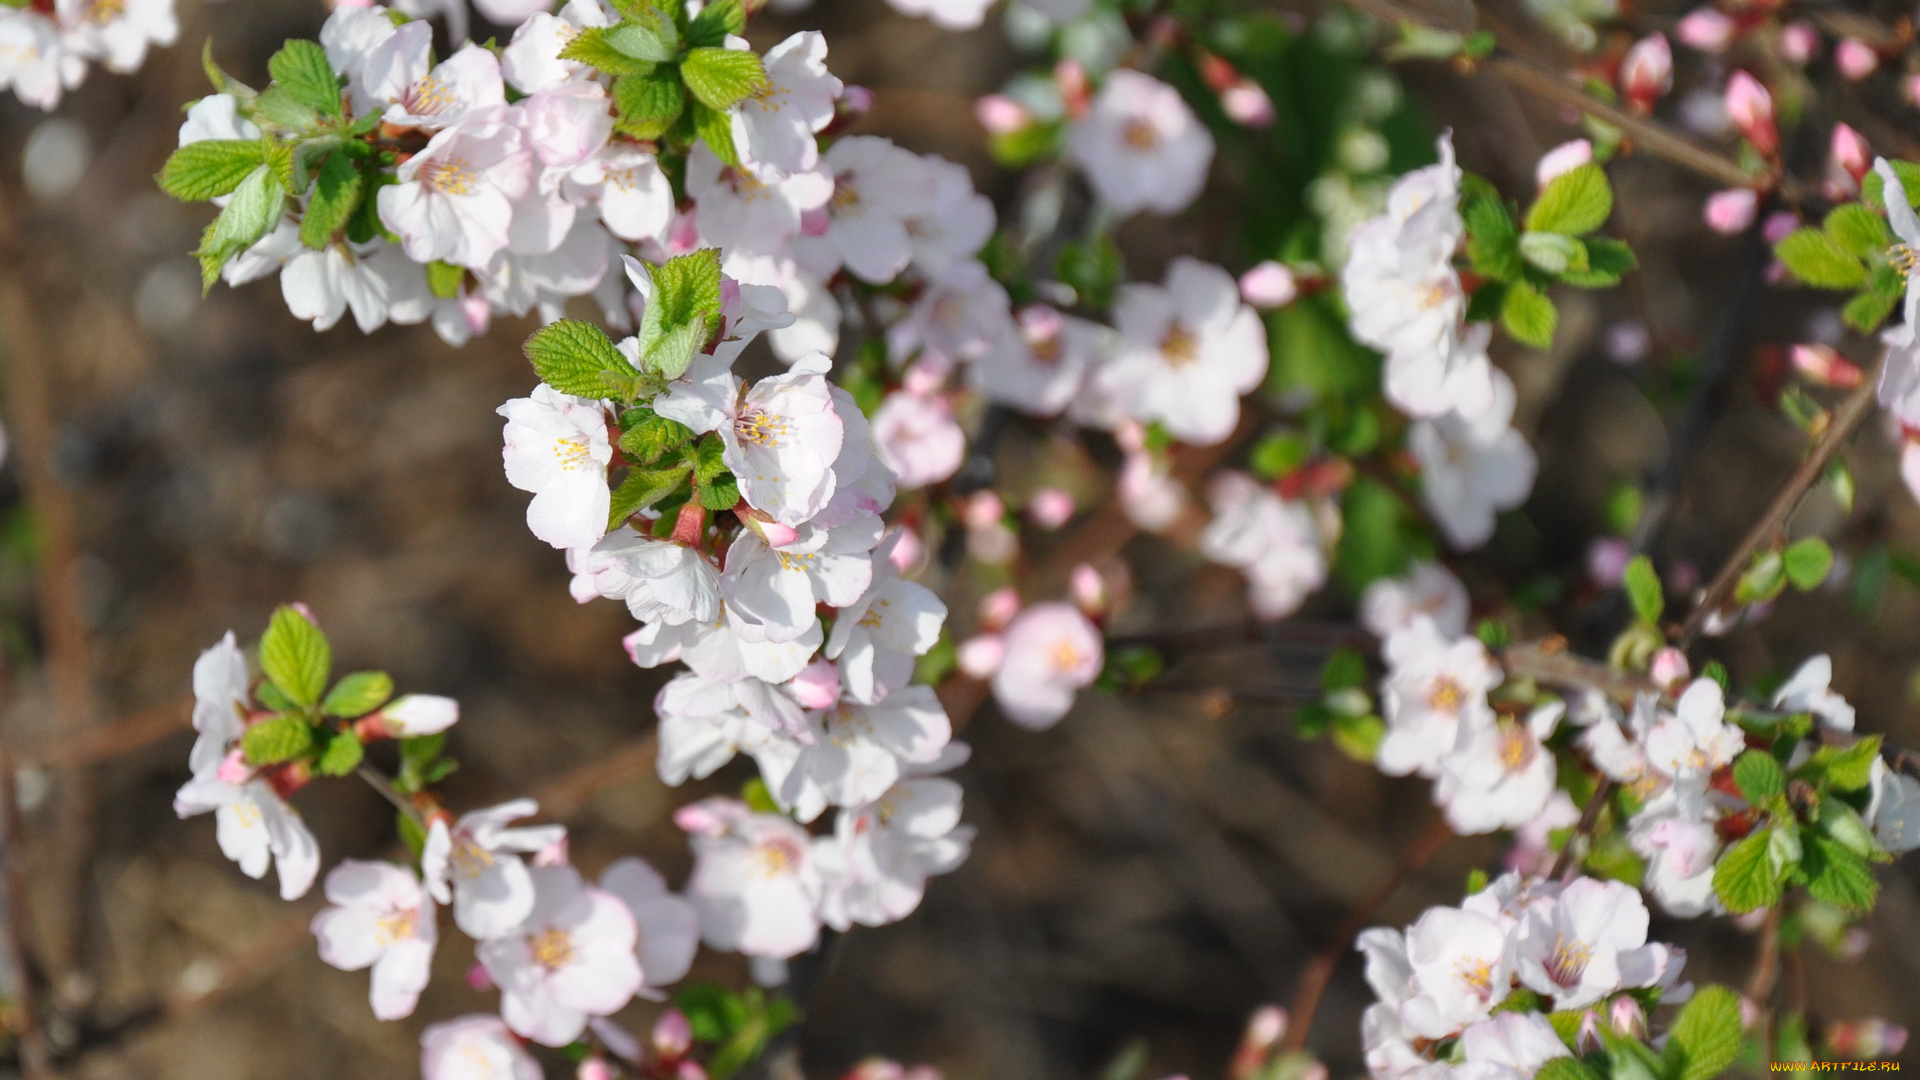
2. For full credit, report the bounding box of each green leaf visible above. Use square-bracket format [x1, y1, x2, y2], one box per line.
[1526, 163, 1612, 236]
[268, 39, 344, 118]
[1863, 159, 1920, 212]
[1561, 236, 1637, 287]
[1816, 798, 1879, 858]
[1843, 286, 1900, 334]
[1826, 202, 1892, 256]
[620, 411, 695, 464]
[1734, 549, 1786, 604]
[523, 319, 640, 399]
[1662, 986, 1745, 1080]
[635, 249, 724, 379]
[1465, 196, 1521, 282]
[202, 41, 260, 111]
[1500, 280, 1557, 347]
[608, 466, 688, 527]
[241, 714, 317, 766]
[1623, 555, 1663, 625]
[681, 48, 768, 112]
[1535, 1059, 1600, 1080]
[1519, 231, 1586, 275]
[1775, 228, 1869, 289]
[1713, 829, 1784, 913]
[558, 26, 662, 76]
[605, 15, 679, 62]
[1783, 537, 1833, 590]
[689, 433, 728, 483]
[692, 101, 739, 167]
[687, 0, 745, 45]
[698, 472, 741, 510]
[194, 164, 286, 290]
[260, 604, 332, 707]
[255, 681, 297, 713]
[316, 730, 366, 776]
[427, 260, 465, 299]
[158, 139, 268, 201]
[1803, 833, 1878, 913]
[1733, 749, 1784, 803]
[298, 152, 363, 249]
[1322, 649, 1368, 691]
[322, 670, 394, 719]
[612, 70, 687, 140]
[1801, 735, 1881, 791]
[253, 85, 323, 134]
[397, 809, 428, 858]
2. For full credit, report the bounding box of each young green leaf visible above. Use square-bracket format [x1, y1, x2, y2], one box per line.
[298, 152, 364, 249]
[1732, 749, 1785, 804]
[427, 260, 465, 299]
[1534, 1060, 1600, 1080]
[558, 26, 662, 76]
[195, 164, 287, 290]
[158, 139, 268, 201]
[267, 40, 343, 118]
[252, 85, 323, 133]
[620, 411, 695, 463]
[1843, 286, 1900, 334]
[608, 466, 689, 527]
[613, 70, 688, 140]
[1560, 236, 1637, 288]
[1801, 735, 1881, 791]
[523, 319, 641, 398]
[1826, 202, 1892, 256]
[1622, 555, 1663, 626]
[1775, 228, 1869, 289]
[634, 250, 724, 379]
[698, 473, 742, 510]
[692, 101, 740, 167]
[1802, 833, 1879, 913]
[242, 714, 318, 766]
[260, 604, 332, 707]
[1500, 280, 1557, 348]
[317, 730, 367, 776]
[605, 14, 679, 62]
[687, 0, 746, 45]
[322, 670, 394, 719]
[1712, 829, 1783, 913]
[1526, 163, 1612, 236]
[681, 48, 769, 112]
[688, 433, 729, 483]
[1863, 159, 1920, 211]
[1782, 537, 1834, 590]
[1661, 986, 1745, 1080]
[1518, 231, 1585, 275]
[203, 40, 260, 110]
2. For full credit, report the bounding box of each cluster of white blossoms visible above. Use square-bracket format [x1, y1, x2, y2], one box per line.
[0, 0, 175, 109]
[1342, 134, 1537, 550]
[1359, 873, 1688, 1080]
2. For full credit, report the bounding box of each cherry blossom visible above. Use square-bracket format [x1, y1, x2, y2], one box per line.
[1434, 702, 1562, 834]
[1360, 562, 1470, 640]
[989, 602, 1103, 729]
[871, 391, 967, 489]
[1512, 876, 1675, 1008]
[1068, 70, 1214, 216]
[735, 32, 843, 180]
[478, 864, 644, 1047]
[678, 798, 824, 959]
[1772, 654, 1856, 731]
[499, 384, 614, 551]
[355, 27, 504, 130]
[1101, 258, 1268, 445]
[654, 353, 845, 526]
[807, 136, 937, 283]
[310, 860, 438, 1020]
[1408, 373, 1537, 550]
[173, 767, 321, 901]
[755, 686, 954, 821]
[1642, 678, 1743, 780]
[421, 1015, 542, 1080]
[598, 857, 701, 992]
[825, 533, 949, 704]
[1378, 617, 1500, 777]
[816, 749, 975, 928]
[1198, 471, 1326, 620]
[423, 799, 567, 939]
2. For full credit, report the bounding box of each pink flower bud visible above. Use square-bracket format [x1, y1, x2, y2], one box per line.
[759, 519, 799, 547]
[1028, 487, 1077, 529]
[1610, 996, 1647, 1039]
[1836, 38, 1878, 81]
[1114, 419, 1148, 454]
[1070, 563, 1107, 616]
[1055, 58, 1091, 118]
[1576, 1010, 1605, 1054]
[838, 85, 874, 117]
[1238, 261, 1298, 308]
[902, 361, 947, 397]
[1779, 21, 1819, 64]
[677, 1061, 710, 1080]
[1828, 123, 1871, 198]
[974, 94, 1031, 135]
[1704, 188, 1758, 234]
[1299, 1064, 1328, 1080]
[1588, 538, 1631, 587]
[790, 659, 841, 710]
[957, 633, 1006, 678]
[965, 491, 1006, 531]
[1739, 994, 1763, 1030]
[533, 835, 569, 867]
[1725, 71, 1777, 155]
[1676, 8, 1734, 52]
[1908, 74, 1920, 107]
[1792, 343, 1865, 388]
[465, 961, 495, 991]
[1762, 211, 1798, 244]
[1230, 1006, 1288, 1080]
[888, 526, 924, 574]
[459, 287, 492, 335]
[578, 1059, 614, 1080]
[1619, 34, 1673, 111]
[667, 210, 702, 253]
[1222, 81, 1275, 128]
[653, 1009, 694, 1061]
[1650, 647, 1690, 689]
[1883, 1023, 1909, 1057]
[215, 748, 253, 785]
[977, 587, 1021, 630]
[1536, 139, 1594, 187]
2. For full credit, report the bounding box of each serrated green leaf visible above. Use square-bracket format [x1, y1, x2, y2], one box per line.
[1623, 555, 1662, 626]
[689, 433, 728, 483]
[1864, 160, 1920, 212]
[1733, 749, 1784, 803]
[558, 26, 662, 76]
[322, 670, 394, 719]
[1802, 735, 1881, 791]
[195, 164, 286, 291]
[1843, 286, 1900, 334]
[1535, 1059, 1600, 1080]
[620, 411, 695, 463]
[1561, 236, 1637, 287]
[692, 100, 739, 167]
[427, 260, 464, 299]
[524, 319, 640, 399]
[613, 70, 688, 141]
[260, 604, 331, 707]
[317, 730, 366, 776]
[253, 85, 323, 134]
[1662, 986, 1745, 1080]
[1519, 230, 1585, 275]
[1526, 163, 1612, 236]
[1783, 537, 1834, 590]
[1817, 798, 1879, 858]
[1826, 202, 1892, 256]
[256, 680, 297, 712]
[268, 39, 343, 118]
[1500, 280, 1557, 347]
[241, 714, 318, 766]
[298, 152, 363, 249]
[1775, 228, 1869, 289]
[1803, 833, 1878, 912]
[1713, 829, 1783, 913]
[609, 465, 689, 527]
[605, 15, 679, 62]
[158, 139, 268, 202]
[635, 249, 724, 379]
[687, 0, 745, 45]
[699, 472, 741, 511]
[202, 41, 259, 111]
[681, 48, 768, 112]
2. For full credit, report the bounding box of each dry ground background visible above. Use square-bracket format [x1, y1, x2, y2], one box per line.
[0, 0, 1914, 1077]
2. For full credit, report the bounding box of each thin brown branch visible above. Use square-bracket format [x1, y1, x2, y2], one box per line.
[1549, 779, 1616, 881]
[0, 745, 47, 1078]
[1677, 348, 1890, 646]
[1500, 639, 1659, 702]
[1280, 816, 1453, 1053]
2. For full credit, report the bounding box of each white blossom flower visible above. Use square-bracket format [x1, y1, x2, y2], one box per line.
[379, 694, 461, 737]
[1643, 678, 1743, 780]
[1409, 371, 1536, 550]
[722, 520, 880, 644]
[356, 25, 504, 130]
[1628, 779, 1722, 916]
[0, 15, 80, 111]
[1456, 1013, 1571, 1078]
[173, 771, 321, 901]
[500, 6, 613, 95]
[421, 1015, 542, 1080]
[499, 384, 612, 551]
[1385, 322, 1499, 421]
[598, 857, 700, 992]
[655, 670, 806, 785]
[422, 799, 567, 940]
[884, 0, 997, 29]
[734, 31, 842, 180]
[989, 602, 1103, 730]
[1068, 70, 1214, 216]
[1435, 702, 1562, 834]
[753, 685, 953, 821]
[189, 631, 249, 776]
[815, 750, 974, 929]
[871, 391, 966, 490]
[969, 305, 1108, 417]
[1198, 471, 1326, 620]
[591, 144, 676, 244]
[678, 797, 824, 959]
[1866, 758, 1920, 853]
[887, 260, 1011, 371]
[825, 533, 948, 704]
[1772, 654, 1856, 732]
[1100, 258, 1267, 445]
[573, 529, 721, 626]
[320, 6, 398, 85]
[654, 353, 845, 526]
[1360, 561, 1470, 640]
[1378, 617, 1501, 777]
[179, 92, 259, 146]
[311, 860, 438, 1020]
[809, 136, 936, 283]
[688, 144, 833, 255]
[1512, 876, 1675, 1009]
[903, 156, 995, 278]
[478, 864, 643, 1047]
[1874, 159, 1920, 347]
[379, 105, 533, 269]
[1399, 904, 1512, 1037]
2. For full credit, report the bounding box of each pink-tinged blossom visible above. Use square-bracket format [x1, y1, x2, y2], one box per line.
[379, 105, 533, 269]
[688, 144, 833, 255]
[1876, 160, 1920, 347]
[1675, 8, 1734, 52]
[1643, 678, 1743, 779]
[421, 1015, 542, 1080]
[1836, 39, 1879, 81]
[573, 528, 722, 626]
[311, 860, 437, 1020]
[1101, 258, 1267, 445]
[721, 520, 880, 644]
[678, 798, 824, 959]
[320, 5, 397, 85]
[1378, 617, 1500, 778]
[598, 857, 700, 992]
[871, 391, 966, 490]
[1238, 261, 1298, 308]
[1725, 71, 1778, 155]
[884, 0, 996, 29]
[1512, 877, 1677, 1008]
[1360, 561, 1470, 640]
[810, 136, 937, 283]
[1779, 21, 1820, 64]
[356, 25, 504, 130]
[815, 754, 974, 929]
[500, 5, 614, 95]
[1408, 373, 1536, 550]
[1198, 471, 1326, 620]
[188, 631, 248, 776]
[1618, 34, 1672, 112]
[904, 157, 996, 278]
[1398, 904, 1513, 1037]
[734, 32, 842, 180]
[423, 799, 567, 940]
[499, 384, 612, 551]
[826, 532, 948, 704]
[1828, 123, 1870, 197]
[1118, 446, 1188, 532]
[1435, 702, 1562, 834]
[990, 602, 1102, 729]
[655, 353, 845, 526]
[1703, 188, 1758, 235]
[654, 670, 804, 786]
[173, 771, 321, 901]
[474, 0, 556, 25]
[1029, 488, 1077, 529]
[755, 687, 954, 821]
[1343, 135, 1464, 364]
[1628, 782, 1722, 916]
[589, 144, 675, 244]
[479, 864, 644, 1047]
[1068, 70, 1214, 216]
[970, 305, 1108, 417]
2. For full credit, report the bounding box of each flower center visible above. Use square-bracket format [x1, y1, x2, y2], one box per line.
[1498, 723, 1530, 769]
[374, 908, 420, 947]
[831, 179, 862, 214]
[734, 408, 789, 448]
[1050, 638, 1083, 674]
[857, 597, 891, 629]
[753, 835, 804, 877]
[553, 434, 593, 471]
[1455, 956, 1496, 997]
[405, 75, 458, 116]
[451, 836, 495, 881]
[422, 156, 479, 195]
[1122, 117, 1161, 151]
[85, 0, 125, 23]
[1160, 325, 1200, 368]
[1417, 282, 1448, 311]
[1428, 677, 1466, 713]
[776, 550, 818, 572]
[1027, 332, 1063, 366]
[1546, 935, 1594, 987]
[531, 927, 576, 971]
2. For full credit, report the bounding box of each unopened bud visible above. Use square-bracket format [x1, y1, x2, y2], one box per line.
[1791, 343, 1865, 388]
[1836, 39, 1878, 81]
[653, 1008, 694, 1061]
[1828, 123, 1871, 198]
[1676, 8, 1734, 52]
[1704, 188, 1758, 234]
[975, 94, 1031, 136]
[1055, 58, 1091, 118]
[1779, 21, 1820, 64]
[1028, 488, 1076, 530]
[790, 660, 840, 710]
[978, 587, 1021, 630]
[887, 526, 924, 574]
[1577, 1010, 1605, 1054]
[965, 491, 1006, 531]
[578, 1058, 614, 1080]
[678, 1060, 710, 1080]
[380, 694, 460, 737]
[1230, 1005, 1288, 1080]
[957, 634, 1005, 678]
[1619, 34, 1673, 112]
[1725, 71, 1778, 156]
[1070, 563, 1107, 616]
[1610, 996, 1647, 1039]
[1650, 647, 1690, 690]
[1221, 81, 1274, 128]
[1239, 261, 1298, 308]
[465, 961, 495, 992]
